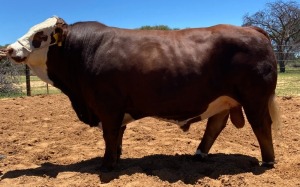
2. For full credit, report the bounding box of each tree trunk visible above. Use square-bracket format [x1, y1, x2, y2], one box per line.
[278, 60, 285, 73]
[277, 49, 286, 73]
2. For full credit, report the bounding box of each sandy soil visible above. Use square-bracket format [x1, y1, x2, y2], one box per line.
[0, 94, 299, 187]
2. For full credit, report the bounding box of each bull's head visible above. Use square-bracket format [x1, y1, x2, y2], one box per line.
[5, 16, 67, 84]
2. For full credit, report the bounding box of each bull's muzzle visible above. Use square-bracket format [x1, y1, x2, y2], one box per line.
[1, 47, 27, 63]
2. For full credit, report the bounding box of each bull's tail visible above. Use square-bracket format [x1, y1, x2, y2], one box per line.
[268, 94, 281, 138]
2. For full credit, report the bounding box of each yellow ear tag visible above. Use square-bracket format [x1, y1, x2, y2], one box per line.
[53, 33, 59, 42]
[53, 33, 62, 47]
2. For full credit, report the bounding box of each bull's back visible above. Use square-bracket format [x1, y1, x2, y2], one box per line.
[116, 25, 275, 106]
[77, 24, 277, 119]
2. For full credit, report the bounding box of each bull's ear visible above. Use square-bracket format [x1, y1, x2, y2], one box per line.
[54, 18, 68, 47]
[53, 28, 63, 46]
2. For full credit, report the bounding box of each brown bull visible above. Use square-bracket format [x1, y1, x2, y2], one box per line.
[4, 17, 280, 171]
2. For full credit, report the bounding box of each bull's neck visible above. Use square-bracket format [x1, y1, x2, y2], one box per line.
[28, 64, 54, 85]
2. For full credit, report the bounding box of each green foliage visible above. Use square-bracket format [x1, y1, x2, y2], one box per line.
[0, 59, 22, 95]
[276, 68, 300, 96]
[139, 25, 175, 30]
[0, 43, 24, 96]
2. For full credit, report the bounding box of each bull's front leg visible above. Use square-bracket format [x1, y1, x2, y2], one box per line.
[100, 115, 124, 172]
[195, 110, 229, 160]
[117, 125, 126, 161]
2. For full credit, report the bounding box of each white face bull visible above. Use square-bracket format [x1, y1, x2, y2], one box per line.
[7, 17, 59, 84]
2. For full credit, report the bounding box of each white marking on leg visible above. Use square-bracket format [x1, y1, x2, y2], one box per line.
[195, 149, 208, 158]
[200, 96, 240, 120]
[261, 161, 275, 166]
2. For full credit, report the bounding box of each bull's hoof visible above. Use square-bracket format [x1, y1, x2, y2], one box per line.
[193, 149, 208, 161]
[261, 161, 275, 168]
[193, 154, 207, 162]
[180, 124, 191, 132]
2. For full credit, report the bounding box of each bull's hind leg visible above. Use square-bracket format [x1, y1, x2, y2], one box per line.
[195, 110, 229, 160]
[244, 104, 275, 167]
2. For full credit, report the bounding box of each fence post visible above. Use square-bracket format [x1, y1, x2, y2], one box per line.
[25, 65, 31, 96]
[46, 83, 49, 94]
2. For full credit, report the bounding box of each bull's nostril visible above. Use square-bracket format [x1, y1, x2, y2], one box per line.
[11, 56, 27, 63]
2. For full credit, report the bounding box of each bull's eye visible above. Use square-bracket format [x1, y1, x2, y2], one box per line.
[32, 31, 48, 48]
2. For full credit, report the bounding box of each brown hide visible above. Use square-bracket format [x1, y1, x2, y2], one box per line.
[44, 21, 277, 170]
[47, 22, 276, 123]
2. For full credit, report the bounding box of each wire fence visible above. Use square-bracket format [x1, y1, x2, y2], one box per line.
[0, 75, 61, 98]
[0, 58, 299, 98]
[19, 76, 61, 96]
[0, 62, 61, 98]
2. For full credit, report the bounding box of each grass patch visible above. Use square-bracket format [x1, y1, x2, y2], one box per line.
[21, 70, 300, 97]
[20, 76, 61, 96]
[276, 69, 300, 96]
[19, 75, 41, 82]
[1, 69, 300, 99]
[0, 76, 61, 98]
[0, 92, 25, 98]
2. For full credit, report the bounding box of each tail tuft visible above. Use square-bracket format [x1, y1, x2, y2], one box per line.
[268, 94, 281, 138]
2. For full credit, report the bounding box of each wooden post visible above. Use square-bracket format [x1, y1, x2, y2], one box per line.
[46, 83, 49, 94]
[25, 65, 31, 96]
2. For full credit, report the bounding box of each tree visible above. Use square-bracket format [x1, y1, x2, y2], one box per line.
[243, 0, 300, 72]
[0, 55, 21, 96]
[138, 25, 179, 30]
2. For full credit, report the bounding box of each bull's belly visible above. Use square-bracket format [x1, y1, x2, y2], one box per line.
[98, 96, 240, 129]
[154, 96, 239, 126]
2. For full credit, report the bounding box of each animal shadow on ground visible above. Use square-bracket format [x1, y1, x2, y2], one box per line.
[1, 153, 271, 184]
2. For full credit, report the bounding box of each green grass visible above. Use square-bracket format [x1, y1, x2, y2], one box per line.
[20, 70, 300, 97]
[0, 92, 25, 98]
[276, 69, 300, 96]
[19, 75, 41, 82]
[0, 76, 61, 98]
[20, 76, 61, 96]
[1, 69, 300, 99]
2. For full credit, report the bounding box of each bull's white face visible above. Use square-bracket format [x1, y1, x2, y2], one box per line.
[7, 17, 58, 84]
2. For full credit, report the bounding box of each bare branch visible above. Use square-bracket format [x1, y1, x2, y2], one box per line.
[242, 0, 300, 72]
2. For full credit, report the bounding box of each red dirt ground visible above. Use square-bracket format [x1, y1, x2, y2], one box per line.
[0, 94, 299, 186]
